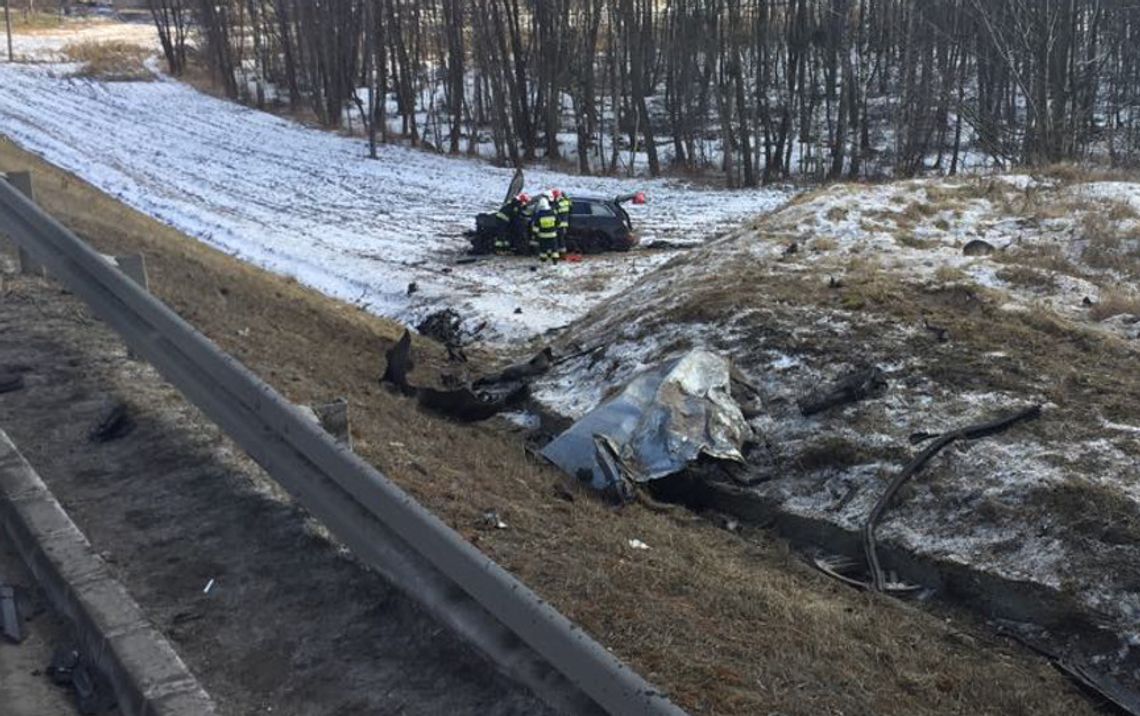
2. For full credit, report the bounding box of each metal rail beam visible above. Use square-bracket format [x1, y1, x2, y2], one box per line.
[0, 177, 686, 716]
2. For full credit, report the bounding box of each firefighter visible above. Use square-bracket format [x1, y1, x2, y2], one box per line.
[552, 189, 572, 261]
[531, 195, 559, 262]
[493, 193, 528, 254]
[520, 194, 538, 255]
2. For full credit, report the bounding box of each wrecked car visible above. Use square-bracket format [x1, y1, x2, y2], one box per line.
[468, 169, 645, 256]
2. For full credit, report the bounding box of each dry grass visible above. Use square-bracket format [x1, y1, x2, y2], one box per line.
[0, 138, 1105, 716]
[1034, 162, 1140, 185]
[811, 237, 838, 252]
[934, 265, 969, 284]
[825, 206, 849, 222]
[1028, 479, 1140, 546]
[62, 40, 152, 82]
[1089, 290, 1140, 321]
[995, 264, 1059, 293]
[8, 11, 70, 31]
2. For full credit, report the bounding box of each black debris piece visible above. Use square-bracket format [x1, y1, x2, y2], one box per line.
[47, 645, 117, 715]
[473, 348, 553, 388]
[643, 239, 700, 251]
[88, 401, 135, 442]
[380, 330, 416, 396]
[417, 382, 529, 423]
[962, 239, 996, 256]
[416, 309, 464, 357]
[406, 281, 418, 296]
[798, 367, 888, 416]
[922, 316, 950, 343]
[0, 372, 25, 394]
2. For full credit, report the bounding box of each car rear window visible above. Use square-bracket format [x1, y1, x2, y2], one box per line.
[570, 202, 592, 215]
[591, 203, 616, 217]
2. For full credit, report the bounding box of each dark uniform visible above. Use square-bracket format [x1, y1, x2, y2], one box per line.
[531, 200, 559, 262]
[554, 193, 572, 261]
[492, 197, 524, 254]
[521, 199, 538, 255]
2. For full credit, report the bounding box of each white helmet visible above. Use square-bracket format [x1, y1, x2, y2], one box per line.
[536, 196, 551, 211]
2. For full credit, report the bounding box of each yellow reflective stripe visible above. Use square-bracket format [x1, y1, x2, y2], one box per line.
[538, 216, 557, 228]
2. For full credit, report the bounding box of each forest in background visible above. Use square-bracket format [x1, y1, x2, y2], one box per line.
[144, 0, 1140, 184]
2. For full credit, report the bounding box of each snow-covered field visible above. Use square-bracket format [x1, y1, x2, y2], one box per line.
[0, 34, 789, 346]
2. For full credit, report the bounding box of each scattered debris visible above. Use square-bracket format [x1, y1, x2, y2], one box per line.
[995, 623, 1140, 716]
[383, 340, 554, 422]
[541, 349, 753, 498]
[784, 242, 799, 256]
[922, 316, 950, 343]
[0, 372, 25, 394]
[0, 584, 25, 643]
[480, 511, 508, 530]
[863, 404, 1043, 591]
[627, 539, 650, 550]
[514, 307, 523, 314]
[406, 281, 418, 296]
[473, 348, 552, 387]
[811, 554, 921, 594]
[798, 367, 887, 416]
[643, 239, 700, 251]
[417, 382, 529, 422]
[963, 239, 997, 256]
[379, 330, 415, 396]
[203, 578, 215, 595]
[828, 276, 844, 289]
[47, 645, 117, 715]
[416, 309, 463, 349]
[88, 400, 134, 442]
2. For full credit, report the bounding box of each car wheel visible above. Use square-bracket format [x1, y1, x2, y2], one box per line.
[586, 231, 609, 254]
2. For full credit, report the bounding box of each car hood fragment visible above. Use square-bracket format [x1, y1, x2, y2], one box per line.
[541, 349, 753, 496]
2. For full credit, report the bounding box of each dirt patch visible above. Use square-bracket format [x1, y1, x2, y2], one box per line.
[0, 138, 1102, 715]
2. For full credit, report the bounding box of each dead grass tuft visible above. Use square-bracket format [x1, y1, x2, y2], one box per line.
[62, 40, 152, 82]
[934, 265, 968, 284]
[1029, 480, 1140, 545]
[1089, 291, 1140, 321]
[995, 265, 1059, 293]
[825, 206, 849, 222]
[9, 11, 69, 31]
[895, 231, 937, 250]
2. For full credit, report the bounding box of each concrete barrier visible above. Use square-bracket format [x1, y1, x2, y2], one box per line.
[0, 429, 217, 716]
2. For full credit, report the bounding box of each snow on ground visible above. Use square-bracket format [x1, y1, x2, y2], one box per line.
[0, 58, 790, 347]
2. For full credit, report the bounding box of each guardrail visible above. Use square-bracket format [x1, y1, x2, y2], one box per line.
[0, 173, 687, 716]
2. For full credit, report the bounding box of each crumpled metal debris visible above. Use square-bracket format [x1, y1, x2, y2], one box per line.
[541, 349, 753, 497]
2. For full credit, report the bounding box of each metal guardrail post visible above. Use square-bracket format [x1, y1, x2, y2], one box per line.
[0, 180, 688, 716]
[114, 253, 149, 360]
[6, 172, 45, 277]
